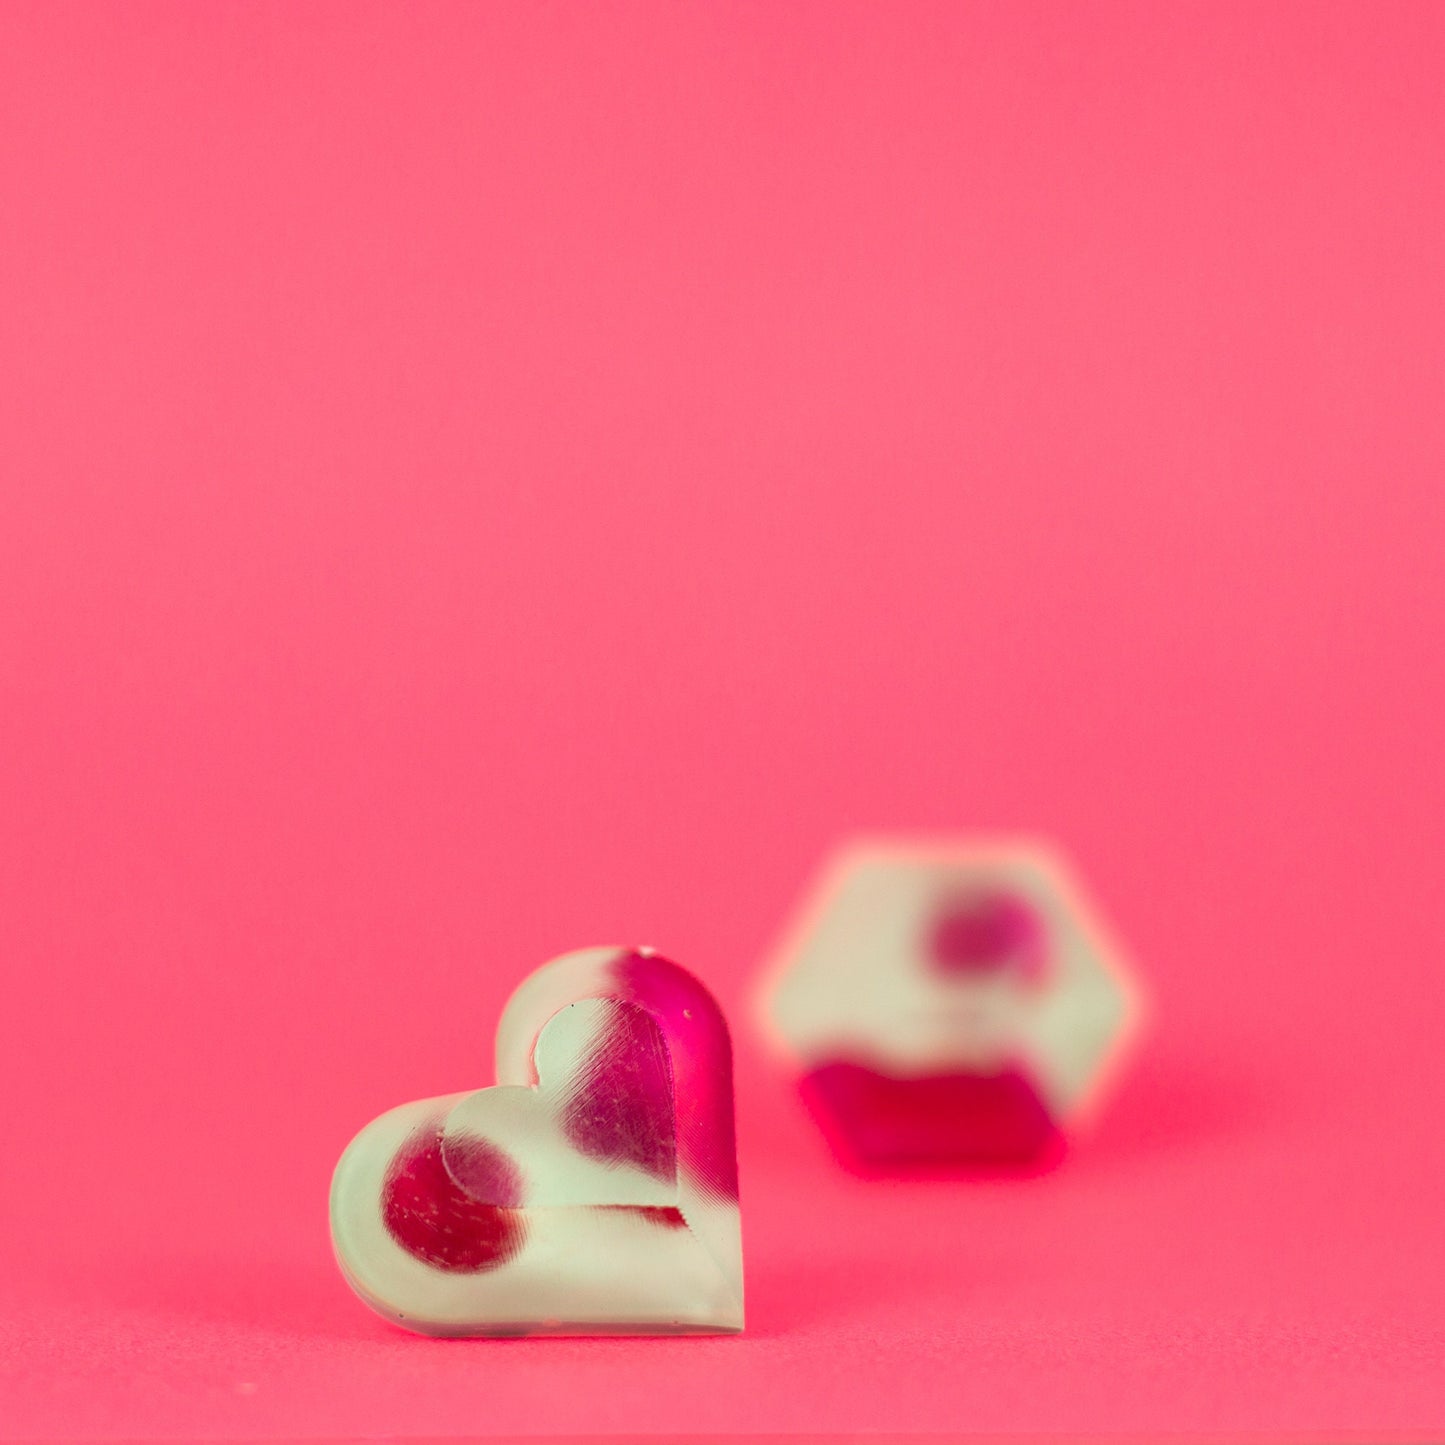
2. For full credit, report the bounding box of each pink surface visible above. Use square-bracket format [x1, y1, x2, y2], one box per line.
[2, 1, 1444, 1438]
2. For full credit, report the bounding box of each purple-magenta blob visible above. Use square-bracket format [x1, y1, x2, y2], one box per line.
[381, 1121, 526, 1272]
[799, 1059, 1060, 1166]
[610, 949, 740, 1202]
[560, 999, 678, 1182]
[442, 1130, 526, 1207]
[926, 888, 1049, 981]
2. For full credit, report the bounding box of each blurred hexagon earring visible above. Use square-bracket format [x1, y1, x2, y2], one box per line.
[757, 837, 1144, 1170]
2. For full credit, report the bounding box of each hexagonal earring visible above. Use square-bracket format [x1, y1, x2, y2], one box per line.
[757, 837, 1144, 1170]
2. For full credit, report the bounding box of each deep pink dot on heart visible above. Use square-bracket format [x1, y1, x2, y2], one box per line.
[382, 1120, 526, 1273]
[561, 999, 678, 1182]
[926, 889, 1048, 981]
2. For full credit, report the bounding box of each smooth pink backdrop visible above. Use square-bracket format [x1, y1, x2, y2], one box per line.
[3, 2, 1444, 1438]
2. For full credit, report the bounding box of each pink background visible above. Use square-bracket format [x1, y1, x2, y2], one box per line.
[3, 1, 1444, 1438]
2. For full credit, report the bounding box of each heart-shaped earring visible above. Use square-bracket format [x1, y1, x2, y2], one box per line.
[330, 946, 743, 1336]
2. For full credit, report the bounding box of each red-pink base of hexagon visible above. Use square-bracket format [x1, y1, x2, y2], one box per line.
[798, 1059, 1063, 1170]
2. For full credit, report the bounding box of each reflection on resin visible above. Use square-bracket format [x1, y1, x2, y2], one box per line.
[331, 947, 743, 1336]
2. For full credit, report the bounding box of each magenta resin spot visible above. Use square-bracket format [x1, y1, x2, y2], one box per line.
[609, 949, 740, 1203]
[330, 946, 743, 1336]
[381, 1122, 525, 1272]
[761, 839, 1143, 1169]
[561, 998, 677, 1182]
[927, 887, 1049, 982]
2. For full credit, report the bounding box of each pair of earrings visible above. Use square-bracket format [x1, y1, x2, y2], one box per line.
[329, 837, 1143, 1338]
